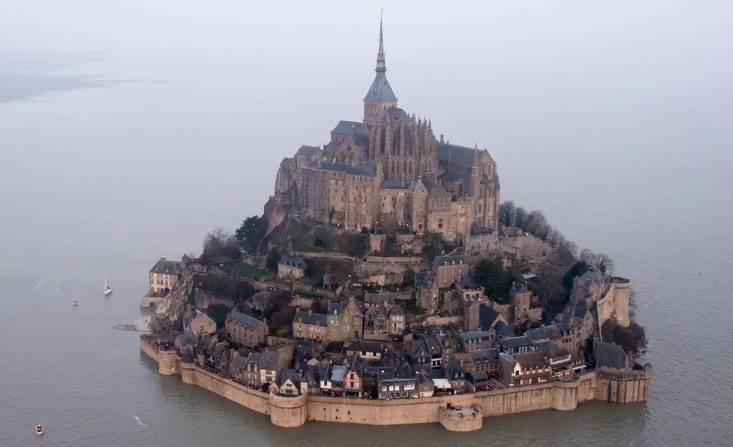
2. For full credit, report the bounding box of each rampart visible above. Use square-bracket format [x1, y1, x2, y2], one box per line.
[140, 337, 648, 431]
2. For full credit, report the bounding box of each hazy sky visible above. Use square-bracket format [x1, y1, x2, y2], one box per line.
[1, 1, 731, 275]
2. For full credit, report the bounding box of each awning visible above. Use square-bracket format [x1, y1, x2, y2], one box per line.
[432, 378, 452, 390]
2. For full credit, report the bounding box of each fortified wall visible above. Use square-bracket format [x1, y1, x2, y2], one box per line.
[597, 279, 632, 329]
[140, 337, 650, 432]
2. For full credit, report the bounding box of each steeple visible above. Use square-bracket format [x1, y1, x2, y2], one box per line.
[363, 12, 398, 125]
[376, 11, 386, 73]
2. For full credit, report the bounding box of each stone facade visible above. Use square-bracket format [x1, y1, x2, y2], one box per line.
[149, 257, 183, 294]
[277, 256, 307, 281]
[264, 20, 499, 239]
[225, 311, 268, 348]
[292, 310, 329, 343]
[186, 312, 217, 336]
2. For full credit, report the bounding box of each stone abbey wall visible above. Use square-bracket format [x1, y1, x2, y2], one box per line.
[140, 337, 648, 431]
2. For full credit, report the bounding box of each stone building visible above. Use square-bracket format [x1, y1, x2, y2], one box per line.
[243, 351, 279, 389]
[388, 305, 405, 337]
[149, 257, 183, 294]
[225, 311, 268, 348]
[265, 18, 499, 239]
[433, 255, 467, 289]
[499, 351, 552, 387]
[378, 377, 418, 400]
[327, 296, 364, 341]
[292, 309, 329, 343]
[364, 305, 389, 341]
[186, 312, 217, 337]
[277, 255, 307, 281]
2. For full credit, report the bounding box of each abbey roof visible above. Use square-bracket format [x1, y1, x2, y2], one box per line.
[364, 71, 397, 103]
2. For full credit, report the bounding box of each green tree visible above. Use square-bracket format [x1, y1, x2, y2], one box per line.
[235, 215, 268, 253]
[601, 320, 647, 354]
[402, 268, 416, 288]
[266, 249, 281, 271]
[200, 228, 240, 264]
[422, 232, 445, 261]
[206, 304, 231, 329]
[473, 258, 516, 303]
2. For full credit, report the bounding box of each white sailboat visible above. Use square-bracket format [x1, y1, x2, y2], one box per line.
[103, 274, 113, 297]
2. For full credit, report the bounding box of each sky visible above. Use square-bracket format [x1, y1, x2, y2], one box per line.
[0, 0, 731, 275]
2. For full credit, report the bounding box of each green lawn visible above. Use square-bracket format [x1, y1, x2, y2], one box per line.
[222, 261, 268, 279]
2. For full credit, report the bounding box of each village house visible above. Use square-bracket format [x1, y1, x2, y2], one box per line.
[327, 296, 364, 341]
[458, 330, 496, 352]
[378, 377, 418, 400]
[364, 305, 390, 340]
[388, 305, 405, 337]
[500, 335, 535, 355]
[292, 309, 329, 343]
[445, 359, 467, 393]
[499, 351, 552, 387]
[273, 369, 306, 396]
[149, 257, 183, 294]
[465, 371, 491, 391]
[243, 350, 279, 389]
[225, 311, 268, 348]
[346, 340, 384, 361]
[544, 347, 573, 377]
[361, 365, 396, 398]
[456, 347, 500, 378]
[277, 255, 307, 281]
[186, 311, 217, 337]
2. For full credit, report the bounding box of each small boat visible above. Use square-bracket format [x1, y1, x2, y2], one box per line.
[72, 300, 79, 307]
[35, 425, 44, 435]
[103, 274, 113, 297]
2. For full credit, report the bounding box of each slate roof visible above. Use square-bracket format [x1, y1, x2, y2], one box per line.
[595, 342, 628, 370]
[381, 179, 410, 189]
[293, 309, 328, 327]
[479, 305, 500, 330]
[516, 351, 548, 369]
[388, 107, 408, 120]
[295, 145, 321, 157]
[364, 71, 397, 103]
[309, 160, 376, 177]
[459, 331, 494, 344]
[331, 120, 369, 147]
[150, 258, 183, 275]
[226, 311, 266, 329]
[471, 348, 499, 364]
[279, 255, 307, 270]
[346, 341, 384, 354]
[500, 335, 532, 350]
[437, 143, 478, 169]
[330, 364, 349, 383]
[494, 321, 515, 337]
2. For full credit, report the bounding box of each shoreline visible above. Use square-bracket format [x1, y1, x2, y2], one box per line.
[140, 337, 650, 431]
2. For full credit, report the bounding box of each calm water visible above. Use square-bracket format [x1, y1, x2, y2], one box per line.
[1, 25, 732, 445]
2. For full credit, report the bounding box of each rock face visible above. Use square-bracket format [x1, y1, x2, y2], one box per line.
[152, 275, 193, 331]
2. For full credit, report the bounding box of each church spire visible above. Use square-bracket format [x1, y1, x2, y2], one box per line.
[376, 10, 386, 73]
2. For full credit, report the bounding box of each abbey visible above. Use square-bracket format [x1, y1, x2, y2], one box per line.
[265, 19, 500, 240]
